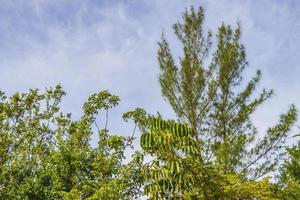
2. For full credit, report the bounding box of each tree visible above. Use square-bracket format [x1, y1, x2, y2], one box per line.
[0, 86, 143, 199]
[143, 5, 298, 198]
[0, 5, 298, 200]
[158, 5, 296, 177]
[137, 117, 277, 199]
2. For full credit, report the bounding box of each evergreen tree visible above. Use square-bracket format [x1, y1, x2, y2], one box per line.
[158, 6, 297, 179]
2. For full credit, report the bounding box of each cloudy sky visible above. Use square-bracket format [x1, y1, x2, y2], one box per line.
[0, 0, 299, 145]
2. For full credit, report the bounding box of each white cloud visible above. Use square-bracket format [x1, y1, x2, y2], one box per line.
[0, 0, 299, 143]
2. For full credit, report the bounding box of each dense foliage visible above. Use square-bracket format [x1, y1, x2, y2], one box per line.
[0, 5, 299, 200]
[274, 136, 300, 200]
[0, 87, 143, 199]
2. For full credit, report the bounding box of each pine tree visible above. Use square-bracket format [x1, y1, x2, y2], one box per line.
[158, 5, 297, 181]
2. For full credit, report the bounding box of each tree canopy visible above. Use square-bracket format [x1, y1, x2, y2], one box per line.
[0, 5, 299, 200]
[0, 87, 143, 199]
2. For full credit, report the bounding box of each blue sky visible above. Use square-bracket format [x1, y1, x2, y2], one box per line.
[0, 0, 299, 145]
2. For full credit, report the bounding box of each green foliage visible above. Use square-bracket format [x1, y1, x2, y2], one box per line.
[158, 5, 297, 178]
[139, 118, 199, 198]
[123, 107, 150, 133]
[285, 143, 300, 181]
[139, 118, 277, 199]
[275, 139, 300, 200]
[0, 86, 143, 199]
[0, 4, 298, 200]
[153, 5, 298, 199]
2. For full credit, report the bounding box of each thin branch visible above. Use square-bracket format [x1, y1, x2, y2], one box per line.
[126, 123, 137, 146]
[94, 121, 100, 132]
[105, 109, 109, 130]
[131, 123, 137, 138]
[241, 131, 287, 173]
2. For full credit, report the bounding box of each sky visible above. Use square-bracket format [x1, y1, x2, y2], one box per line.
[0, 0, 299, 146]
